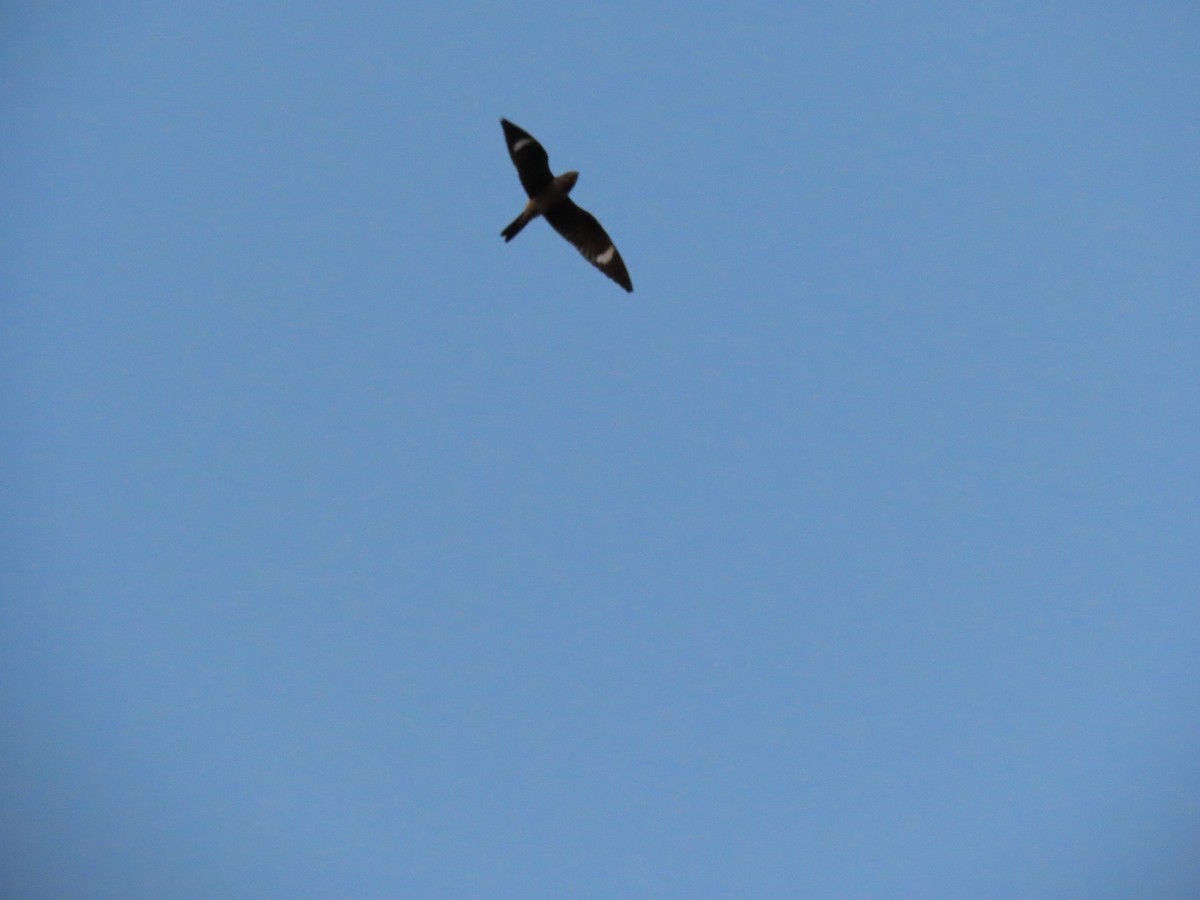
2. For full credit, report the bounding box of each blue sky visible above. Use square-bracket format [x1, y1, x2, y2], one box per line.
[2, 3, 1198, 897]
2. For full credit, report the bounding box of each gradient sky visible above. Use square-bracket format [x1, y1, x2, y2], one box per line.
[3, 4, 1198, 897]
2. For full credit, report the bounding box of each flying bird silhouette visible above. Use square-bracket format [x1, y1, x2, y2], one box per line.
[499, 118, 633, 293]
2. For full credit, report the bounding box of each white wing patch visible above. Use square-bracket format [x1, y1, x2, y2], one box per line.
[511, 137, 533, 153]
[595, 245, 616, 265]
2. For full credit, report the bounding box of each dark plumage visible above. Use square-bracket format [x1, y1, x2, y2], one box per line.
[499, 119, 633, 293]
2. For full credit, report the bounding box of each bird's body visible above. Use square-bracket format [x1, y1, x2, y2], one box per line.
[501, 171, 579, 242]
[499, 119, 632, 292]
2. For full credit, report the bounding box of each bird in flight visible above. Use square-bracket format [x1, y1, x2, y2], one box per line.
[499, 118, 633, 293]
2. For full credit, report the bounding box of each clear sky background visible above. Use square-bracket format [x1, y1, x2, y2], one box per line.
[2, 3, 1198, 897]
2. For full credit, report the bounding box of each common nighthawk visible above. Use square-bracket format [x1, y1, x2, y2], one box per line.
[499, 118, 633, 293]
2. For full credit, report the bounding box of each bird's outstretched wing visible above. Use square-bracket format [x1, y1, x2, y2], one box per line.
[544, 198, 633, 293]
[501, 119, 553, 198]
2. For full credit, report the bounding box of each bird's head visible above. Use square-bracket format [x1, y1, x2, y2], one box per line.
[556, 171, 579, 194]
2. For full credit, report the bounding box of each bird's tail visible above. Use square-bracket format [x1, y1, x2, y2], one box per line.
[501, 210, 533, 242]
